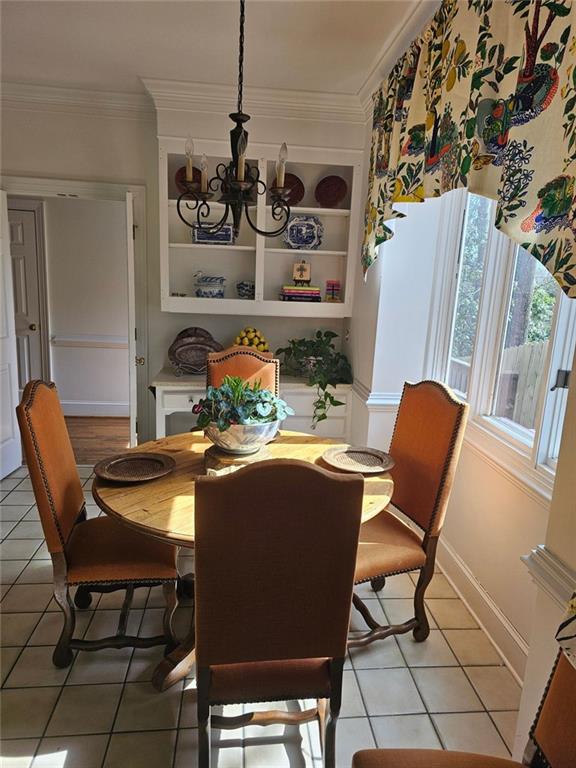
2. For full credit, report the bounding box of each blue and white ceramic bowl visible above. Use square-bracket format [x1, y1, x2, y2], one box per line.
[236, 280, 255, 299]
[194, 271, 226, 298]
[283, 215, 324, 250]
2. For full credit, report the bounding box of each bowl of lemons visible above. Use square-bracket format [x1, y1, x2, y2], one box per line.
[234, 327, 270, 354]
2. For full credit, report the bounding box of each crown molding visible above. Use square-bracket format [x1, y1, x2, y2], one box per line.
[142, 78, 366, 125]
[358, 0, 441, 116]
[522, 545, 576, 609]
[1, 82, 154, 121]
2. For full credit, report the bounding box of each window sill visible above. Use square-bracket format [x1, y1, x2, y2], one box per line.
[464, 417, 555, 505]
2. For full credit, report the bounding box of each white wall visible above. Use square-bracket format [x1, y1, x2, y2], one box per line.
[44, 197, 129, 416]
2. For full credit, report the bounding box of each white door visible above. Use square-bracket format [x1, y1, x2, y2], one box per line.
[0, 191, 22, 477]
[125, 192, 138, 446]
[8, 205, 45, 389]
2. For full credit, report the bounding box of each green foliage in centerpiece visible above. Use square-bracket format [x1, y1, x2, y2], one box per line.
[193, 375, 294, 431]
[276, 331, 353, 426]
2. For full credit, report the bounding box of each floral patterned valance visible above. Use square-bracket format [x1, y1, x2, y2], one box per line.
[362, 0, 576, 297]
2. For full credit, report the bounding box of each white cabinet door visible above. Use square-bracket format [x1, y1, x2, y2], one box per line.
[0, 191, 22, 477]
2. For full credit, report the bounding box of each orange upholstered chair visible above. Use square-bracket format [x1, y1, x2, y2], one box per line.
[16, 380, 179, 667]
[352, 651, 576, 768]
[206, 346, 279, 395]
[350, 381, 468, 649]
[193, 460, 364, 768]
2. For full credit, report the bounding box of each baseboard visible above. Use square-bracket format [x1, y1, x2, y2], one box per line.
[437, 537, 529, 683]
[61, 400, 129, 417]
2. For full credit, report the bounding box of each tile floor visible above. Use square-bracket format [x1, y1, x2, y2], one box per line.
[0, 466, 521, 767]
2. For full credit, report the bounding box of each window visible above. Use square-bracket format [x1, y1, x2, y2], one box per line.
[435, 190, 576, 486]
[446, 194, 491, 396]
[492, 246, 558, 436]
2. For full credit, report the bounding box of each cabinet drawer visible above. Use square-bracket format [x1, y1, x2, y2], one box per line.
[161, 390, 204, 412]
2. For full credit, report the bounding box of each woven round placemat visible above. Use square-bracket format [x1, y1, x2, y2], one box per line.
[94, 453, 176, 483]
[322, 446, 394, 475]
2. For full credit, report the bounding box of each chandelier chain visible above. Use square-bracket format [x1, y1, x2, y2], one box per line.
[237, 0, 245, 113]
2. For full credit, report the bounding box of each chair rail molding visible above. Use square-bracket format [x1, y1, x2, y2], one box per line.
[1, 82, 153, 121]
[50, 334, 129, 350]
[522, 545, 576, 609]
[352, 380, 401, 411]
[143, 78, 366, 125]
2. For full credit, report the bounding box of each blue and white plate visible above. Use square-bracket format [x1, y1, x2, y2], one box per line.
[283, 215, 324, 250]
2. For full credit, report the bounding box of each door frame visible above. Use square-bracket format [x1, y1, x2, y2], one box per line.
[1, 175, 149, 443]
[7, 197, 51, 383]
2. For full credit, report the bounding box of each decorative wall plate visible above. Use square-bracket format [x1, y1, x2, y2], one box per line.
[192, 224, 235, 244]
[315, 175, 348, 208]
[94, 453, 175, 483]
[272, 172, 305, 205]
[175, 166, 201, 193]
[322, 445, 395, 474]
[283, 215, 324, 250]
[168, 327, 223, 375]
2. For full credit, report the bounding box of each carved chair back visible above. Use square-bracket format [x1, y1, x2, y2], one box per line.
[16, 380, 85, 554]
[388, 381, 468, 537]
[206, 347, 279, 395]
[194, 459, 363, 667]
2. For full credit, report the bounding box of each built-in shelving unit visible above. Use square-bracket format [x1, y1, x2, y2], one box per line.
[159, 137, 362, 317]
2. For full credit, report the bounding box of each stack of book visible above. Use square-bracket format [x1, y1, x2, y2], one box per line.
[279, 285, 322, 302]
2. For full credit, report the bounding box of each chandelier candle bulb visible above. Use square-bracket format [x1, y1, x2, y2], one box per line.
[237, 132, 247, 182]
[185, 135, 194, 182]
[276, 143, 288, 188]
[200, 154, 208, 193]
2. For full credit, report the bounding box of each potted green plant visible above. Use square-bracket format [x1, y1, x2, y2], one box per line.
[193, 375, 294, 454]
[276, 331, 353, 426]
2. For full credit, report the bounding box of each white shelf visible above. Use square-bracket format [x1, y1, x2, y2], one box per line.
[169, 243, 256, 252]
[266, 205, 350, 217]
[163, 294, 349, 317]
[265, 248, 347, 257]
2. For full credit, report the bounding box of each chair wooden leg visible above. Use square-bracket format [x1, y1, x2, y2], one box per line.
[370, 576, 386, 593]
[74, 585, 93, 609]
[52, 556, 75, 668]
[413, 538, 438, 642]
[197, 667, 211, 768]
[324, 658, 344, 768]
[162, 581, 178, 649]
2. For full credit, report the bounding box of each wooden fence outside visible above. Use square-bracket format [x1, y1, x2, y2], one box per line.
[498, 340, 548, 429]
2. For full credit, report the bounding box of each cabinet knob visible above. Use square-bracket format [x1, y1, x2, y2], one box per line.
[135, 356, 145, 366]
[28, 323, 37, 331]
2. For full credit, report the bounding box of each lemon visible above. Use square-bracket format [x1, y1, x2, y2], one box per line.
[241, 337, 249, 346]
[257, 343, 266, 352]
[235, 336, 241, 345]
[247, 332, 255, 339]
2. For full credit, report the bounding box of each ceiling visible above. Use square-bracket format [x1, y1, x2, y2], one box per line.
[1, 1, 426, 98]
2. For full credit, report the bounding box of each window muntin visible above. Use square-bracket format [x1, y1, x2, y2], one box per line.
[491, 246, 558, 438]
[446, 193, 492, 396]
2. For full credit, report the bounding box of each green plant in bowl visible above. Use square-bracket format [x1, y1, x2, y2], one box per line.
[193, 375, 294, 454]
[276, 331, 352, 426]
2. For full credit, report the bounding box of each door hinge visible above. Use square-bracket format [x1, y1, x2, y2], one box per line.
[132, 224, 138, 240]
[550, 369, 571, 392]
[134, 327, 138, 341]
[135, 356, 145, 366]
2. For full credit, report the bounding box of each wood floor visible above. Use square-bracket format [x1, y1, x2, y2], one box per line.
[64, 416, 130, 464]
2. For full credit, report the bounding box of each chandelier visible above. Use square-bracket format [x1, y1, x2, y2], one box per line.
[176, 0, 290, 239]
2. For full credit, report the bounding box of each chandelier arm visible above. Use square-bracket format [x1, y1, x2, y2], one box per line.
[243, 202, 290, 237]
[176, 193, 200, 227]
[195, 203, 231, 233]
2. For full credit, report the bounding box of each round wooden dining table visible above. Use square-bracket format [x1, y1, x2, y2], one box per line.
[92, 430, 394, 691]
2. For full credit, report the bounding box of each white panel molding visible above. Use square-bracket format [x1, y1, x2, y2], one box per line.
[50, 334, 128, 350]
[522, 545, 576, 609]
[143, 78, 366, 125]
[60, 400, 129, 418]
[2, 82, 153, 121]
[352, 380, 401, 411]
[437, 537, 529, 682]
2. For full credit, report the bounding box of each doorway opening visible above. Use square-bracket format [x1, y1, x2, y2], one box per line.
[7, 194, 135, 464]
